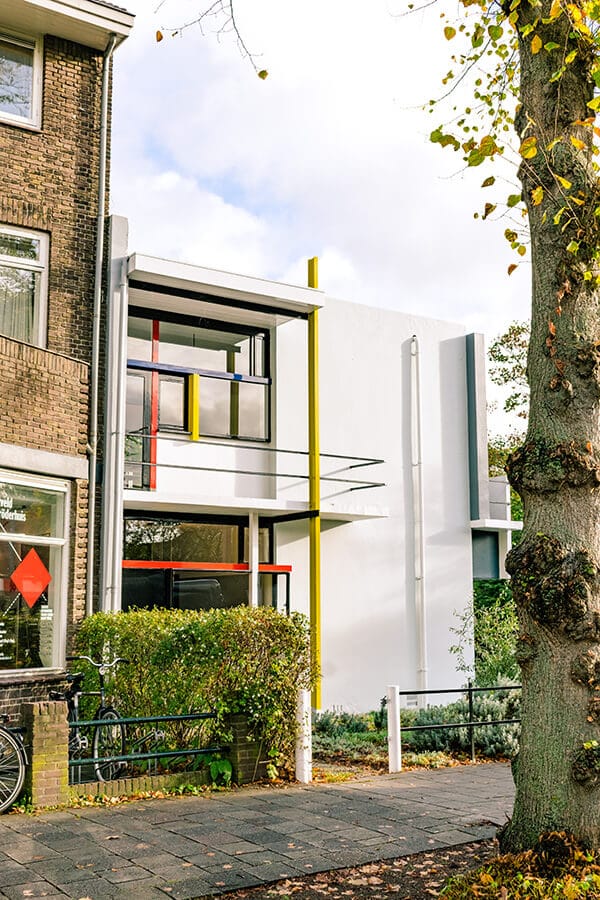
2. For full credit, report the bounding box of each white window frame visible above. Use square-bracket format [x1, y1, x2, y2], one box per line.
[0, 469, 70, 674]
[0, 224, 49, 347]
[0, 31, 43, 130]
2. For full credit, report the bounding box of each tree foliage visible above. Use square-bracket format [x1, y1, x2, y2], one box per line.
[489, 320, 531, 419]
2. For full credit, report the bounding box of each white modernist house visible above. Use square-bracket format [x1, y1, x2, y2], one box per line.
[99, 216, 517, 712]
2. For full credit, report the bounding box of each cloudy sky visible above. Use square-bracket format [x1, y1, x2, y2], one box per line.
[110, 0, 529, 431]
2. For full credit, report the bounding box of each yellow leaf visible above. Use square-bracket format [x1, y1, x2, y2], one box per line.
[570, 135, 585, 150]
[531, 34, 542, 53]
[156, 30, 164, 42]
[444, 26, 457, 39]
[517, 245, 527, 256]
[532, 185, 544, 205]
[520, 136, 538, 158]
[556, 174, 572, 189]
[258, 69, 269, 80]
[549, 0, 562, 17]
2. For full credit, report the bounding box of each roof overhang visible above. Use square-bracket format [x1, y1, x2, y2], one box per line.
[2, 0, 134, 50]
[471, 519, 523, 531]
[127, 253, 324, 328]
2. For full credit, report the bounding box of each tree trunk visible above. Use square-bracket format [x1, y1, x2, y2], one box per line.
[501, 0, 600, 851]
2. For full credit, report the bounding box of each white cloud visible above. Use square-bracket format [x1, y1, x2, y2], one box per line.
[111, 0, 530, 355]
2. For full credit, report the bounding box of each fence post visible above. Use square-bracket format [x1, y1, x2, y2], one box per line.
[295, 688, 312, 783]
[387, 685, 402, 773]
[468, 680, 475, 763]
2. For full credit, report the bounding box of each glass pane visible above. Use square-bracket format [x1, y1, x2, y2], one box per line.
[199, 376, 230, 437]
[127, 317, 152, 361]
[124, 519, 240, 563]
[0, 542, 59, 670]
[0, 481, 63, 537]
[0, 264, 36, 343]
[0, 39, 33, 120]
[242, 527, 271, 564]
[159, 377, 185, 429]
[254, 334, 266, 377]
[0, 233, 39, 261]
[159, 321, 251, 375]
[125, 374, 146, 489]
[174, 572, 247, 611]
[238, 381, 267, 440]
[122, 569, 168, 612]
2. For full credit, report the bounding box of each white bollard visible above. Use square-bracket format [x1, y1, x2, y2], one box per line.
[295, 688, 312, 783]
[387, 684, 402, 773]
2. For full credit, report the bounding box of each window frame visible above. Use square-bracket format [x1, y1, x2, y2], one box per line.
[0, 223, 49, 347]
[0, 31, 43, 131]
[0, 469, 69, 675]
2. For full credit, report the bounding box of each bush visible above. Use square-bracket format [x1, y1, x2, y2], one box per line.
[401, 691, 520, 758]
[313, 710, 378, 736]
[451, 581, 519, 686]
[74, 607, 315, 765]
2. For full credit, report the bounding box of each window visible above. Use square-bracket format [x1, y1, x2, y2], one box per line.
[0, 472, 68, 671]
[0, 32, 42, 129]
[126, 313, 271, 446]
[0, 225, 48, 346]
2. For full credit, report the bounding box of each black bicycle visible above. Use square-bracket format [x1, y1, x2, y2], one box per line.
[0, 715, 27, 813]
[51, 655, 129, 782]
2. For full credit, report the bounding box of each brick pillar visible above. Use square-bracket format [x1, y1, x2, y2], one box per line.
[228, 714, 269, 785]
[22, 700, 69, 808]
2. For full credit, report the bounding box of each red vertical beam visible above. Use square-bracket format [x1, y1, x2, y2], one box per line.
[149, 320, 159, 490]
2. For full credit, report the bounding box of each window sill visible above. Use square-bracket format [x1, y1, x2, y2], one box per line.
[0, 115, 41, 133]
[0, 668, 64, 683]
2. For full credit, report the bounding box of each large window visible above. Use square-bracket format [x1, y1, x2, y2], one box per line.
[0, 225, 48, 346]
[0, 473, 68, 671]
[0, 33, 42, 129]
[122, 515, 281, 613]
[126, 314, 270, 487]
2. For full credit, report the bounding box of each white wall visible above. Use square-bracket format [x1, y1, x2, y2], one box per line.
[275, 298, 474, 711]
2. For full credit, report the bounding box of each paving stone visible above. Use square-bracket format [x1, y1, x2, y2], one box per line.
[102, 865, 157, 884]
[0, 883, 67, 900]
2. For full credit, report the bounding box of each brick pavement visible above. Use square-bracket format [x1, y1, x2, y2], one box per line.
[0, 762, 514, 900]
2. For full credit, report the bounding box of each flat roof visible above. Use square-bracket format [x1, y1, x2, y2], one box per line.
[128, 253, 323, 327]
[2, 0, 134, 49]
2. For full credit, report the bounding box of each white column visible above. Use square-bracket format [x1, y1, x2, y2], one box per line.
[248, 511, 259, 608]
[387, 684, 402, 773]
[295, 688, 312, 783]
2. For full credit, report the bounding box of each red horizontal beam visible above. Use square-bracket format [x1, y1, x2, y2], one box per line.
[122, 561, 292, 573]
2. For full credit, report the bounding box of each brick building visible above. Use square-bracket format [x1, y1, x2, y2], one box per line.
[0, 0, 132, 715]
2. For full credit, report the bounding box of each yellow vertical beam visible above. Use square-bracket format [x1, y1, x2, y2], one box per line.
[307, 256, 321, 710]
[188, 373, 200, 441]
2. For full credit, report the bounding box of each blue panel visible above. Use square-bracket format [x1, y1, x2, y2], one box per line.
[472, 530, 499, 580]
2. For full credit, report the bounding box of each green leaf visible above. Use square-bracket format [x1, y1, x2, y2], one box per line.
[488, 25, 504, 39]
[507, 194, 522, 207]
[444, 26, 457, 39]
[544, 41, 560, 50]
[566, 240, 580, 253]
[519, 136, 538, 159]
[482, 176, 496, 187]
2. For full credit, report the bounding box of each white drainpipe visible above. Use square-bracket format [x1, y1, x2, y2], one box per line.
[86, 34, 118, 618]
[410, 335, 427, 705]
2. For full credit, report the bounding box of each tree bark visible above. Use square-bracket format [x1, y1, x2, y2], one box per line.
[501, 0, 600, 851]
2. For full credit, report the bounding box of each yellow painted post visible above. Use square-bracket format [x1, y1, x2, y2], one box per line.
[308, 257, 321, 710]
[188, 373, 200, 441]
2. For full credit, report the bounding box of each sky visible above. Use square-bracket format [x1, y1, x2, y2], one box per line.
[110, 0, 530, 434]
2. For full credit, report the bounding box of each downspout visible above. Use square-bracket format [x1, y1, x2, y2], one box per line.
[410, 335, 427, 706]
[86, 33, 118, 618]
[109, 258, 129, 612]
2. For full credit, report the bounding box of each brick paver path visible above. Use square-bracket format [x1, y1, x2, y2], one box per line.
[0, 763, 514, 900]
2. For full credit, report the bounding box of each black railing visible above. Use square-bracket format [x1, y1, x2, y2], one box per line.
[398, 681, 521, 762]
[68, 710, 225, 783]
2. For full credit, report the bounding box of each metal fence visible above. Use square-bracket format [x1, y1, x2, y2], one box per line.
[387, 681, 521, 771]
[68, 710, 225, 784]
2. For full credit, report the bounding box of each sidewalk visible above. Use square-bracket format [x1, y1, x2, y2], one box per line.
[0, 763, 514, 900]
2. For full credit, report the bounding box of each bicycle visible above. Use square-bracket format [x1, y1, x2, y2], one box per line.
[51, 655, 129, 782]
[0, 715, 27, 813]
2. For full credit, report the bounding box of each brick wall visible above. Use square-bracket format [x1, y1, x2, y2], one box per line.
[0, 33, 107, 704]
[0, 35, 107, 364]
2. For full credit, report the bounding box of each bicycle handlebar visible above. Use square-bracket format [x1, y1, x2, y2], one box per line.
[66, 656, 130, 668]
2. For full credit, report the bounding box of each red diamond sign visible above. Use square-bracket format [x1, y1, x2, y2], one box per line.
[11, 549, 51, 609]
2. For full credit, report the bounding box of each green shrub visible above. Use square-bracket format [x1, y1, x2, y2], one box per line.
[451, 581, 519, 686]
[401, 691, 520, 758]
[74, 607, 315, 765]
[313, 709, 378, 736]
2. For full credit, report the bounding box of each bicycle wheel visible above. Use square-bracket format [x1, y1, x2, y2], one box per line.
[0, 727, 26, 813]
[92, 708, 126, 782]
